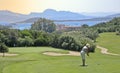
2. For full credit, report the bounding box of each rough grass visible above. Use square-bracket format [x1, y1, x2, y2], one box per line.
[97, 32, 120, 54]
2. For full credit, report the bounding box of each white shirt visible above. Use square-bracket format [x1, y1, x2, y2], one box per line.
[81, 46, 88, 53]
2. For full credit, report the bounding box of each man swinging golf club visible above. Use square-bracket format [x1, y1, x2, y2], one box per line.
[80, 43, 90, 66]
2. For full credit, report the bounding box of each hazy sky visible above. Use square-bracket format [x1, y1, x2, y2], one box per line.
[0, 0, 120, 14]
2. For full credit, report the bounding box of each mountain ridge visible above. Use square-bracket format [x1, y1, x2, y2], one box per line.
[0, 9, 94, 23]
[0, 9, 120, 24]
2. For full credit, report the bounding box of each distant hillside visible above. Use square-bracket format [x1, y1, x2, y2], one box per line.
[0, 10, 30, 23]
[19, 9, 120, 23]
[31, 9, 92, 20]
[28, 9, 94, 21]
[107, 13, 120, 18]
[18, 17, 40, 23]
[92, 17, 120, 33]
[82, 12, 117, 17]
[0, 9, 93, 23]
[0, 9, 120, 24]
[19, 17, 112, 23]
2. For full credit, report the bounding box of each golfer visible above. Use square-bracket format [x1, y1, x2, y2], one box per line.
[80, 44, 90, 66]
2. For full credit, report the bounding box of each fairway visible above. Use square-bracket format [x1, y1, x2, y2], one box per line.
[0, 32, 120, 73]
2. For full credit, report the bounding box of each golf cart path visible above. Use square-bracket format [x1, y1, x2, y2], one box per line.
[97, 46, 119, 56]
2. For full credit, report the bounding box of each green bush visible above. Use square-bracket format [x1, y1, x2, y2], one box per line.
[92, 17, 120, 33]
[0, 43, 9, 53]
[31, 18, 56, 33]
[18, 37, 33, 47]
[116, 28, 120, 35]
[51, 31, 96, 52]
[34, 37, 45, 46]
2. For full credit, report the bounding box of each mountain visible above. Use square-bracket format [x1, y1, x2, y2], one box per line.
[29, 9, 93, 20]
[0, 10, 30, 23]
[106, 13, 120, 18]
[82, 12, 116, 17]
[19, 17, 112, 24]
[0, 9, 93, 23]
[19, 10, 120, 24]
[18, 17, 40, 23]
[20, 9, 120, 23]
[0, 9, 120, 24]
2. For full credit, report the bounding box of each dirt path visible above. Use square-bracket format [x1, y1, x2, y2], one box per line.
[0, 53, 18, 57]
[97, 46, 119, 56]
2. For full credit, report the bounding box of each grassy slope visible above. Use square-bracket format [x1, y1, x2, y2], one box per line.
[0, 33, 120, 73]
[97, 32, 120, 54]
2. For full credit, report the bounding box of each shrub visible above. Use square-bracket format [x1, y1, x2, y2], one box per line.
[51, 31, 96, 52]
[0, 43, 9, 57]
[116, 28, 120, 35]
[18, 37, 33, 47]
[0, 43, 8, 53]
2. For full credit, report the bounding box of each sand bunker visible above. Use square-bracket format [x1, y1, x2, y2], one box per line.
[43, 51, 80, 56]
[0, 53, 18, 56]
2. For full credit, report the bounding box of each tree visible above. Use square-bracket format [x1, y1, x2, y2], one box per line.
[18, 36, 33, 47]
[20, 30, 32, 38]
[57, 31, 96, 52]
[81, 28, 99, 42]
[34, 37, 45, 46]
[34, 33, 51, 46]
[92, 17, 120, 33]
[50, 34, 60, 48]
[0, 25, 11, 30]
[0, 29, 19, 47]
[116, 28, 120, 35]
[31, 18, 56, 33]
[81, 24, 89, 28]
[0, 43, 8, 57]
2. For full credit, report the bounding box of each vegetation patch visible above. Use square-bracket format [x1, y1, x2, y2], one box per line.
[97, 32, 120, 54]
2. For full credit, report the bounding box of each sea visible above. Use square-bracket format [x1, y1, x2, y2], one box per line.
[0, 20, 108, 30]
